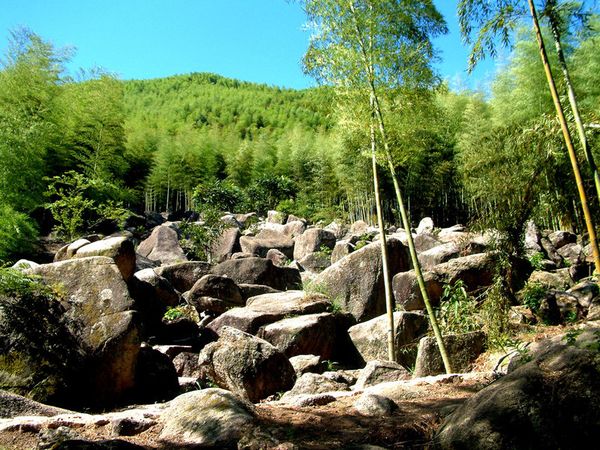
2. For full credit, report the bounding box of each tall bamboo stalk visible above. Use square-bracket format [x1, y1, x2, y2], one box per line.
[370, 93, 396, 362]
[545, 1, 600, 205]
[527, 0, 600, 275]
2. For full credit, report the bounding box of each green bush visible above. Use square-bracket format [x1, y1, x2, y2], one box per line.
[193, 180, 246, 213]
[179, 207, 226, 263]
[0, 204, 38, 264]
[520, 281, 547, 314]
[436, 280, 479, 334]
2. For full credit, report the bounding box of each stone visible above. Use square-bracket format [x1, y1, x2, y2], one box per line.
[135, 254, 158, 271]
[239, 233, 295, 259]
[288, 354, 325, 377]
[266, 248, 289, 267]
[0, 391, 71, 418]
[353, 393, 396, 416]
[313, 238, 410, 322]
[413, 233, 442, 253]
[557, 243, 583, 265]
[293, 228, 336, 261]
[281, 373, 349, 399]
[414, 331, 486, 377]
[298, 251, 332, 273]
[137, 225, 187, 265]
[548, 230, 577, 250]
[283, 220, 308, 238]
[159, 389, 255, 447]
[210, 226, 241, 263]
[417, 242, 460, 269]
[238, 283, 280, 301]
[129, 269, 180, 338]
[258, 312, 340, 359]
[354, 360, 411, 390]
[331, 240, 354, 264]
[568, 280, 600, 309]
[66, 238, 92, 259]
[198, 327, 296, 402]
[393, 270, 445, 311]
[208, 291, 330, 335]
[426, 253, 495, 295]
[324, 220, 347, 240]
[10, 259, 39, 270]
[350, 220, 370, 235]
[154, 261, 212, 292]
[348, 311, 428, 366]
[133, 347, 179, 403]
[30, 257, 140, 406]
[172, 351, 201, 377]
[267, 210, 287, 224]
[74, 236, 136, 281]
[436, 329, 600, 450]
[416, 217, 434, 235]
[186, 274, 243, 308]
[524, 220, 543, 254]
[528, 269, 572, 290]
[211, 257, 301, 291]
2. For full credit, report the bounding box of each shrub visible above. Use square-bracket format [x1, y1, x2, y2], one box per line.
[436, 280, 479, 334]
[520, 281, 547, 314]
[0, 204, 38, 264]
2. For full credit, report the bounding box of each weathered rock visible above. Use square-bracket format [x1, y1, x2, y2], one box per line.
[528, 269, 572, 290]
[283, 220, 308, 238]
[267, 210, 287, 224]
[133, 347, 179, 403]
[557, 243, 583, 265]
[239, 233, 295, 259]
[186, 274, 243, 307]
[350, 220, 370, 236]
[137, 225, 187, 265]
[413, 233, 442, 253]
[298, 251, 332, 273]
[288, 354, 325, 377]
[294, 228, 336, 261]
[417, 242, 460, 269]
[414, 331, 486, 377]
[211, 257, 301, 291]
[541, 235, 563, 265]
[159, 389, 255, 447]
[331, 240, 354, 264]
[66, 238, 92, 259]
[198, 327, 296, 402]
[426, 253, 495, 295]
[74, 236, 136, 281]
[135, 254, 158, 271]
[208, 291, 331, 335]
[313, 238, 410, 322]
[348, 312, 428, 366]
[282, 372, 349, 399]
[0, 391, 71, 418]
[548, 230, 577, 250]
[524, 220, 543, 254]
[238, 283, 280, 301]
[258, 312, 340, 359]
[354, 360, 411, 390]
[324, 220, 347, 240]
[10, 259, 39, 270]
[210, 226, 241, 263]
[416, 217, 435, 235]
[31, 257, 140, 406]
[568, 280, 600, 309]
[353, 393, 396, 416]
[393, 270, 445, 311]
[436, 329, 600, 450]
[172, 351, 200, 377]
[154, 261, 211, 292]
[266, 248, 289, 267]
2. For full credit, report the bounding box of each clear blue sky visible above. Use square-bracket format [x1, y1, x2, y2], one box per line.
[0, 0, 497, 91]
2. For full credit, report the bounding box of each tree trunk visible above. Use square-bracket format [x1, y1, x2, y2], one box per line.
[546, 2, 600, 205]
[527, 0, 600, 274]
[370, 92, 396, 362]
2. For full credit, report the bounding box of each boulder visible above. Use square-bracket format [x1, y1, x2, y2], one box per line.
[10, 259, 39, 270]
[133, 347, 179, 403]
[258, 312, 340, 359]
[288, 354, 325, 377]
[208, 291, 331, 335]
[0, 391, 71, 418]
[557, 243, 583, 265]
[283, 220, 308, 238]
[137, 225, 187, 265]
[528, 269, 572, 290]
[74, 236, 136, 281]
[159, 389, 255, 447]
[524, 220, 543, 254]
[28, 258, 140, 406]
[413, 233, 442, 253]
[353, 393, 396, 416]
[281, 372, 349, 399]
[66, 238, 92, 259]
[413, 331, 486, 377]
[393, 270, 445, 311]
[238, 283, 280, 302]
[198, 327, 296, 402]
[416, 217, 434, 235]
[210, 227, 241, 263]
[293, 228, 336, 261]
[313, 238, 410, 322]
[266, 248, 288, 267]
[186, 274, 243, 308]
[298, 251, 332, 273]
[436, 329, 600, 450]
[267, 210, 287, 224]
[331, 240, 354, 264]
[129, 269, 180, 338]
[324, 220, 347, 240]
[354, 360, 411, 390]
[172, 351, 201, 377]
[239, 233, 295, 259]
[350, 220, 370, 236]
[348, 311, 428, 366]
[211, 257, 301, 291]
[154, 261, 212, 292]
[548, 230, 577, 250]
[417, 242, 460, 269]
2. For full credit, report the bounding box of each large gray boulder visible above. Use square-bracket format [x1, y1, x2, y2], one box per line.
[211, 257, 301, 291]
[186, 274, 243, 308]
[348, 311, 428, 366]
[137, 225, 187, 265]
[210, 226, 241, 263]
[258, 312, 340, 359]
[74, 236, 136, 281]
[393, 270, 445, 311]
[413, 331, 486, 377]
[354, 360, 411, 390]
[159, 389, 255, 447]
[154, 261, 212, 292]
[208, 291, 331, 335]
[198, 327, 296, 402]
[239, 229, 295, 259]
[293, 228, 336, 261]
[313, 238, 410, 322]
[436, 328, 600, 450]
[28, 257, 141, 406]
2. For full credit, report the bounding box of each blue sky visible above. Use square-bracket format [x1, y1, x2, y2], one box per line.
[0, 0, 497, 91]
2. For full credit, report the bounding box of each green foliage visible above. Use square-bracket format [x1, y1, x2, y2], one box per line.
[481, 277, 513, 349]
[245, 175, 296, 215]
[436, 280, 479, 334]
[179, 207, 226, 263]
[520, 281, 548, 313]
[163, 306, 185, 321]
[0, 204, 38, 264]
[0, 268, 54, 299]
[193, 179, 246, 213]
[528, 252, 546, 270]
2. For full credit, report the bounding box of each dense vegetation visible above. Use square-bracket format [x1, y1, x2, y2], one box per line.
[0, 3, 599, 264]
